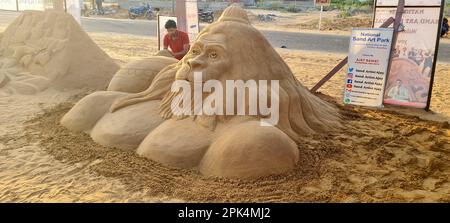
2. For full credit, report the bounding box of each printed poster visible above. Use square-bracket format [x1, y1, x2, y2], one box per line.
[374, 7, 441, 108]
[345, 28, 394, 107]
[185, 0, 199, 43]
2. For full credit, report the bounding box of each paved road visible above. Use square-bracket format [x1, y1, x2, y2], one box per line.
[1, 10, 449, 62]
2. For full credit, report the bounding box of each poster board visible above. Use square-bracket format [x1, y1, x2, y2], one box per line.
[314, 0, 331, 7]
[158, 15, 178, 51]
[373, 0, 445, 110]
[344, 28, 394, 107]
[185, 0, 199, 43]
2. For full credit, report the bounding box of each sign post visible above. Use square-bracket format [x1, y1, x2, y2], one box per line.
[315, 0, 331, 31]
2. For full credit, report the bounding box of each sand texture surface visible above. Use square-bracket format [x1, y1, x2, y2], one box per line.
[0, 31, 449, 202]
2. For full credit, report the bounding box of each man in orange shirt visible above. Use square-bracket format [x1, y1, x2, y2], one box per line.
[163, 20, 190, 60]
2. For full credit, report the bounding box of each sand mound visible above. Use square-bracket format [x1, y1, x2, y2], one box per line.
[25, 95, 450, 202]
[0, 10, 119, 95]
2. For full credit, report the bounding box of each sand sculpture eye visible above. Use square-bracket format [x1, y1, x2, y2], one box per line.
[191, 48, 201, 55]
[209, 51, 218, 59]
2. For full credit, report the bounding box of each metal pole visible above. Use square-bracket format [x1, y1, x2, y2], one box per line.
[319, 5, 323, 31]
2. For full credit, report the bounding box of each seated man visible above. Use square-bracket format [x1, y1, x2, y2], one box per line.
[163, 20, 190, 60]
[442, 18, 448, 37]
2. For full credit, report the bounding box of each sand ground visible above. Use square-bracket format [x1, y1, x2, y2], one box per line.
[0, 31, 449, 202]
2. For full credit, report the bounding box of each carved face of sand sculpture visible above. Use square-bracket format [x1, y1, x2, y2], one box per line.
[176, 34, 231, 82]
[61, 5, 342, 179]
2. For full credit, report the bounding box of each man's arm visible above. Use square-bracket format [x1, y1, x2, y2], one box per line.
[172, 32, 190, 58]
[172, 44, 190, 57]
[163, 34, 170, 50]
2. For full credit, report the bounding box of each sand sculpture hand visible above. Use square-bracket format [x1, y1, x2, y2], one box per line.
[109, 63, 178, 113]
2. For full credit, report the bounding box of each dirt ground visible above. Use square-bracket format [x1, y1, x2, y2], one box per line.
[1, 31, 449, 202]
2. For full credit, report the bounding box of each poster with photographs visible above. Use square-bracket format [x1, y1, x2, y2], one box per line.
[158, 16, 178, 51]
[374, 7, 442, 108]
[376, 0, 442, 6]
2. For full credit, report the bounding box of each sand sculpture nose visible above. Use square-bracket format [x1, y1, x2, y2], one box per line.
[187, 58, 205, 70]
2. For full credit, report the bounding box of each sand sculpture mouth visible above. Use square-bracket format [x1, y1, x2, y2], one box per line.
[60, 5, 342, 179]
[0, 10, 119, 95]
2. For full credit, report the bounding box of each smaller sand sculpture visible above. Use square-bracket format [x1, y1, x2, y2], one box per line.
[0, 10, 119, 95]
[61, 5, 342, 179]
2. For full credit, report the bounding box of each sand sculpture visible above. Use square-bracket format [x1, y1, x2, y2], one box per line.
[61, 5, 341, 179]
[0, 10, 119, 94]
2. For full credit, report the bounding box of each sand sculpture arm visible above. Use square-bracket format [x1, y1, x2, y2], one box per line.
[109, 63, 178, 113]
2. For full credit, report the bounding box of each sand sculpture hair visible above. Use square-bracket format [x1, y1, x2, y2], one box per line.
[61, 5, 341, 179]
[0, 10, 119, 94]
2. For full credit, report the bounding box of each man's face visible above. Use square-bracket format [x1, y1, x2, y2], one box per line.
[396, 80, 402, 87]
[167, 28, 177, 36]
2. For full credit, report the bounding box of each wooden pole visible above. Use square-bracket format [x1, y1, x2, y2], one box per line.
[157, 15, 161, 51]
[319, 5, 323, 31]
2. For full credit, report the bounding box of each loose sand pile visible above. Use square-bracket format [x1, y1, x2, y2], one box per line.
[24, 94, 450, 202]
[1, 32, 449, 202]
[0, 10, 119, 95]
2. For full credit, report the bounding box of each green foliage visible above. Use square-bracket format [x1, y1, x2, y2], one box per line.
[330, 0, 374, 10]
[286, 4, 299, 13]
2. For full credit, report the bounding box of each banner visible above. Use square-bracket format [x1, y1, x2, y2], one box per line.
[158, 15, 178, 51]
[0, 0, 17, 10]
[374, 7, 442, 108]
[185, 0, 199, 43]
[344, 28, 393, 107]
[376, 0, 442, 6]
